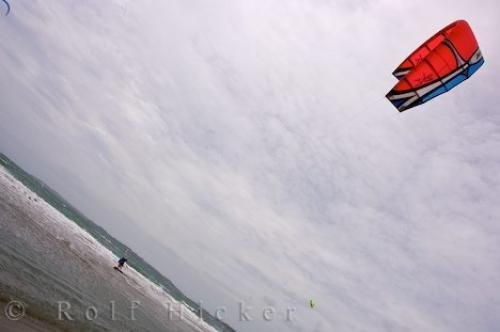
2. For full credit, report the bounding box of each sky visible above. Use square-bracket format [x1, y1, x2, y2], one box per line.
[1, 0, 500, 331]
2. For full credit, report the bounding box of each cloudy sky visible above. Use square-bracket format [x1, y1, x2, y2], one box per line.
[1, 0, 500, 331]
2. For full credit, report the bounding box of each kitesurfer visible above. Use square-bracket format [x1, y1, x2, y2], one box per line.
[115, 256, 128, 270]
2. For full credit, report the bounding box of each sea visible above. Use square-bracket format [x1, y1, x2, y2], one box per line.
[0, 153, 235, 332]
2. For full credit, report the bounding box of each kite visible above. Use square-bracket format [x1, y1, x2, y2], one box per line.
[386, 20, 484, 112]
[1, 0, 10, 15]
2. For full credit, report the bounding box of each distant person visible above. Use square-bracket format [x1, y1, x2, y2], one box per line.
[115, 256, 128, 270]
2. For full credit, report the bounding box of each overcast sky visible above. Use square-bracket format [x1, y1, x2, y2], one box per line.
[1, 1, 500, 331]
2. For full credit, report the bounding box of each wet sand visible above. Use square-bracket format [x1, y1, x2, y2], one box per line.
[0, 301, 60, 332]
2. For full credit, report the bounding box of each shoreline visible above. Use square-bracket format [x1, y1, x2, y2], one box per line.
[0, 163, 221, 331]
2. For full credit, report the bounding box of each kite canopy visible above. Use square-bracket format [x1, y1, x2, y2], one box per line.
[386, 20, 484, 112]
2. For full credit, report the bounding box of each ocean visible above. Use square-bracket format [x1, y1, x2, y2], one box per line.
[0, 153, 235, 332]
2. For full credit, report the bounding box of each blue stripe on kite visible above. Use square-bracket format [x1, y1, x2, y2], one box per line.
[390, 98, 407, 109]
[444, 74, 467, 91]
[467, 58, 484, 77]
[422, 86, 447, 103]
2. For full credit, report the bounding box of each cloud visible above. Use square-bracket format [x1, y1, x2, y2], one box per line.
[1, 0, 500, 331]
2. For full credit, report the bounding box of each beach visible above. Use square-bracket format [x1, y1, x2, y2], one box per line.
[0, 165, 218, 331]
